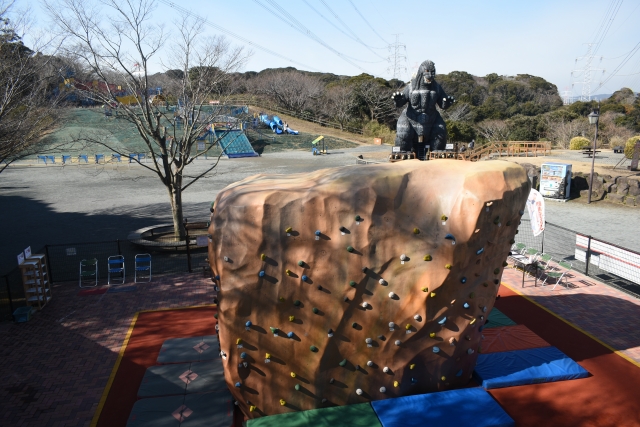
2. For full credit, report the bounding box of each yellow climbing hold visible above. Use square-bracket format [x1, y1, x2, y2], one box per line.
[236, 338, 242, 345]
[280, 399, 286, 406]
[413, 228, 420, 234]
[250, 405, 256, 412]
[445, 264, 452, 270]
[441, 214, 448, 221]
[470, 318, 476, 325]
[410, 364, 416, 370]
[266, 353, 271, 359]
[394, 381, 399, 387]
[441, 376, 446, 381]
[423, 254, 432, 261]
[405, 324, 411, 330]
[285, 227, 293, 233]
[422, 287, 428, 292]
[429, 332, 436, 338]
[279, 296, 285, 302]
[289, 315, 295, 322]
[285, 269, 292, 276]
[260, 253, 266, 261]
[290, 372, 296, 378]
[430, 292, 436, 298]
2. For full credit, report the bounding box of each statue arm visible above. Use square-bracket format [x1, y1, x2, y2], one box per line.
[391, 85, 410, 108]
[437, 85, 455, 110]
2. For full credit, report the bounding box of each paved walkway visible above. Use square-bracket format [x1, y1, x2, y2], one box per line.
[2, 263, 640, 427]
[0, 273, 215, 427]
[501, 262, 640, 365]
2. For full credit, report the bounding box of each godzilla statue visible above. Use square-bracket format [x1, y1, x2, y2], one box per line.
[390, 60, 455, 160]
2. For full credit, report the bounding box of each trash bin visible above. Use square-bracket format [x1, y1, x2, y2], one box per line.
[13, 306, 33, 323]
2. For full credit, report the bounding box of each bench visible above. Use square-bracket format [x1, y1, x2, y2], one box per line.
[582, 149, 601, 158]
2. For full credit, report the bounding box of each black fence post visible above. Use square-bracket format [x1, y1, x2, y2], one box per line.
[44, 244, 54, 284]
[5, 275, 14, 321]
[585, 236, 592, 276]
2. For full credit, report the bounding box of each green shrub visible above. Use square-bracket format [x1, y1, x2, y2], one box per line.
[363, 121, 396, 144]
[569, 136, 591, 150]
[625, 135, 640, 159]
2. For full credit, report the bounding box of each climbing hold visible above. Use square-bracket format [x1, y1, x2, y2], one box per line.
[493, 216, 500, 225]
[378, 335, 385, 340]
[214, 313, 218, 319]
[270, 327, 279, 335]
[280, 399, 286, 406]
[451, 299, 456, 305]
[502, 261, 508, 267]
[413, 228, 420, 234]
[389, 292, 396, 299]
[482, 306, 487, 312]
[367, 360, 373, 367]
[438, 317, 447, 325]
[259, 270, 265, 277]
[483, 282, 489, 287]
[379, 279, 387, 285]
[362, 302, 369, 308]
[410, 363, 416, 370]
[289, 315, 295, 322]
[461, 277, 467, 283]
[422, 287, 428, 292]
[329, 378, 335, 383]
[317, 285, 323, 290]
[494, 268, 500, 274]
[327, 329, 334, 337]
[423, 254, 432, 261]
[506, 220, 512, 226]
[494, 279, 500, 284]
[349, 280, 357, 287]
[294, 384, 301, 391]
[361, 267, 368, 273]
[215, 275, 220, 280]
[394, 340, 401, 346]
[519, 210, 524, 215]
[339, 226, 347, 233]
[356, 389, 363, 396]
[470, 318, 477, 325]
[240, 352, 247, 359]
[290, 372, 296, 378]
[236, 338, 242, 345]
[449, 337, 456, 346]
[298, 260, 304, 266]
[465, 335, 471, 341]
[312, 307, 319, 314]
[287, 332, 294, 338]
[380, 387, 386, 393]
[463, 302, 470, 309]
[383, 367, 390, 373]
[279, 296, 285, 301]
[249, 405, 256, 412]
[411, 378, 418, 384]
[456, 369, 463, 377]
[235, 382, 242, 387]
[294, 300, 301, 306]
[245, 321, 252, 330]
[260, 253, 266, 261]
[355, 215, 362, 222]
[343, 296, 349, 302]
[445, 264, 452, 270]
[352, 322, 358, 328]
[400, 254, 407, 261]
[441, 376, 446, 381]
[441, 214, 448, 221]
[356, 364, 361, 370]
[310, 345, 318, 352]
[405, 324, 411, 330]
[321, 398, 327, 403]
[285, 269, 292, 276]
[223, 256, 229, 262]
[433, 346, 440, 353]
[467, 348, 475, 354]
[429, 332, 436, 338]
[476, 247, 484, 255]
[394, 381, 399, 387]
[265, 353, 271, 359]
[414, 314, 422, 321]
[339, 359, 347, 367]
[389, 322, 395, 330]
[285, 227, 293, 233]
[347, 246, 354, 253]
[431, 292, 437, 298]
[445, 234, 456, 245]
[469, 292, 475, 298]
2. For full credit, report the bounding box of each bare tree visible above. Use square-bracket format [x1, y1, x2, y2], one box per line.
[253, 70, 323, 113]
[0, 0, 61, 173]
[441, 102, 472, 122]
[475, 119, 510, 142]
[46, 0, 249, 238]
[356, 80, 395, 122]
[543, 116, 591, 149]
[321, 84, 355, 131]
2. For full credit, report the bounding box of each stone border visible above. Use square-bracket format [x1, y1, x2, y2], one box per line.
[128, 224, 191, 249]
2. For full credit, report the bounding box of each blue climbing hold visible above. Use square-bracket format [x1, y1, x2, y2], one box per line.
[302, 275, 308, 282]
[411, 378, 418, 383]
[456, 369, 463, 377]
[519, 210, 524, 215]
[445, 233, 456, 241]
[215, 275, 220, 280]
[315, 230, 321, 236]
[259, 271, 265, 277]
[476, 247, 484, 255]
[245, 321, 252, 328]
[287, 331, 294, 338]
[463, 303, 470, 309]
[235, 382, 241, 387]
[461, 277, 467, 283]
[438, 317, 447, 325]
[433, 346, 440, 353]
[240, 352, 247, 359]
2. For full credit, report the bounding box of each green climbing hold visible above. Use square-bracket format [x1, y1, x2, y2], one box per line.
[503, 261, 508, 267]
[349, 280, 356, 287]
[483, 282, 489, 287]
[510, 239, 516, 244]
[347, 246, 354, 253]
[270, 327, 279, 334]
[355, 215, 362, 222]
[352, 322, 358, 328]
[298, 260, 304, 266]
[293, 300, 301, 306]
[494, 268, 500, 274]
[295, 384, 301, 390]
[493, 216, 500, 224]
[214, 313, 218, 319]
[339, 359, 347, 367]
[312, 307, 319, 314]
[310, 345, 318, 352]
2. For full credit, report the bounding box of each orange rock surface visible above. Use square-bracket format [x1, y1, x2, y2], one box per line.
[209, 159, 530, 418]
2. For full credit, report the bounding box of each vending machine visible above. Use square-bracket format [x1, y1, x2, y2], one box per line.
[540, 163, 572, 199]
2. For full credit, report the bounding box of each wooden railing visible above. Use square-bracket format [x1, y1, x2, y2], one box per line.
[459, 141, 551, 162]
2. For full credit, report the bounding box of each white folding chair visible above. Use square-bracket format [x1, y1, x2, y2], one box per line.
[135, 253, 152, 283]
[107, 255, 125, 285]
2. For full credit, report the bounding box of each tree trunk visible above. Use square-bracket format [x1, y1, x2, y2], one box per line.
[169, 181, 186, 240]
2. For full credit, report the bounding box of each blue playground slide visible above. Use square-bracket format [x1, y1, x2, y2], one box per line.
[259, 114, 298, 135]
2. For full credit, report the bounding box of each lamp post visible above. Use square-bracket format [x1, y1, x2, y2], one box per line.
[587, 107, 600, 204]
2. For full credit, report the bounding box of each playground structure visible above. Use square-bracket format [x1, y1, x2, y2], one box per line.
[259, 113, 299, 135]
[209, 160, 531, 418]
[391, 141, 552, 162]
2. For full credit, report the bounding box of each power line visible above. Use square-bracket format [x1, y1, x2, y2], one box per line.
[387, 34, 406, 80]
[593, 40, 640, 92]
[158, 0, 321, 72]
[347, 0, 389, 46]
[592, 0, 623, 55]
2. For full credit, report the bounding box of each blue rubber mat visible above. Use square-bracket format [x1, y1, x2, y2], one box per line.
[473, 346, 589, 389]
[157, 335, 219, 364]
[138, 360, 226, 398]
[371, 387, 514, 427]
[126, 391, 233, 427]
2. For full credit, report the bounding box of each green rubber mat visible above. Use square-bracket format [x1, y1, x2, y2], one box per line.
[485, 308, 517, 329]
[247, 403, 382, 427]
[187, 361, 226, 394]
[157, 335, 218, 364]
[181, 391, 235, 427]
[138, 360, 226, 398]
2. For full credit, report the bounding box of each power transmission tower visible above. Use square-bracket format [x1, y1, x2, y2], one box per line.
[387, 34, 407, 81]
[571, 43, 605, 101]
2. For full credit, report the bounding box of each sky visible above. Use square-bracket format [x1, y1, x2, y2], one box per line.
[27, 0, 640, 97]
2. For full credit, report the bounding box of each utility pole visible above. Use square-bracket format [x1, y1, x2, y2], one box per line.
[571, 43, 605, 102]
[387, 34, 407, 81]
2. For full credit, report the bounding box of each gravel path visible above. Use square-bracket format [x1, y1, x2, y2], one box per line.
[2, 148, 638, 274]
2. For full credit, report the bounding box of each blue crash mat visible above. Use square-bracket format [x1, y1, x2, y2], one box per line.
[473, 346, 589, 389]
[371, 387, 514, 427]
[157, 335, 218, 364]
